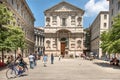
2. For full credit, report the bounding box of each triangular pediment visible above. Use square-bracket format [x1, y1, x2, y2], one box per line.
[44, 1, 84, 14]
[55, 5, 73, 12]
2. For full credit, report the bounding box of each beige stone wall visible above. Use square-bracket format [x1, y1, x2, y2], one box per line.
[44, 2, 84, 57]
[90, 11, 109, 58]
[109, 0, 120, 28]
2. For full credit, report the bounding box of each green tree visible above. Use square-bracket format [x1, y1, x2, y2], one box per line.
[4, 26, 26, 57]
[109, 14, 120, 53]
[0, 3, 13, 26]
[0, 3, 25, 63]
[100, 14, 120, 56]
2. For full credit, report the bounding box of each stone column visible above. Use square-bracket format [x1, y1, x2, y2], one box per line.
[40, 36, 41, 46]
[36, 35, 37, 45]
[41, 36, 43, 46]
[39, 36, 40, 46]
[74, 36, 76, 58]
[68, 32, 70, 49]
[57, 33, 59, 50]
[37, 36, 39, 46]
[56, 33, 58, 50]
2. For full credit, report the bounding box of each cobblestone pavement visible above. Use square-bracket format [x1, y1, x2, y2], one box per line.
[0, 57, 120, 80]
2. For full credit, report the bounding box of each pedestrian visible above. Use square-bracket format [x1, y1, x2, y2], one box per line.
[51, 53, 54, 64]
[59, 55, 61, 61]
[33, 52, 37, 66]
[42, 54, 48, 67]
[28, 53, 35, 69]
[6, 55, 14, 65]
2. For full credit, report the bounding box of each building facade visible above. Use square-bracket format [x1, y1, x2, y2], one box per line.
[90, 11, 109, 58]
[34, 27, 45, 54]
[2, 0, 35, 56]
[107, 0, 120, 28]
[44, 1, 84, 57]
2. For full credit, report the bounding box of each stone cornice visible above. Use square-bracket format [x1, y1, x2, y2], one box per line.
[44, 26, 83, 29]
[25, 38, 35, 44]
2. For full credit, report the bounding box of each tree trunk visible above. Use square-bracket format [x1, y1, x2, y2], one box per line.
[21, 49, 23, 57]
[1, 49, 4, 63]
[108, 53, 110, 59]
[0, 24, 2, 28]
[15, 50, 16, 59]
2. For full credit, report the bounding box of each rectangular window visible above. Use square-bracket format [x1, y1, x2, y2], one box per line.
[118, 2, 120, 10]
[111, 9, 114, 16]
[12, 0, 14, 5]
[52, 16, 57, 25]
[104, 23, 107, 27]
[17, 4, 19, 10]
[71, 16, 75, 25]
[71, 16, 75, 22]
[104, 14, 107, 19]
[111, 0, 114, 4]
[62, 18, 66, 26]
[53, 16, 57, 22]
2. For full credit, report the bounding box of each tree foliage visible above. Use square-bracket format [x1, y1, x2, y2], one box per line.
[100, 14, 120, 54]
[0, 3, 26, 62]
[0, 3, 13, 25]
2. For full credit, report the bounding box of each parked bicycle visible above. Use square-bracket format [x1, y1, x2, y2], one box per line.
[6, 62, 28, 79]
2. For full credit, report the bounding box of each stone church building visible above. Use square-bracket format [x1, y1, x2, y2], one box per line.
[44, 1, 84, 57]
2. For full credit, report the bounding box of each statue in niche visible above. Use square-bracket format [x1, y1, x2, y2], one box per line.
[77, 17, 82, 26]
[77, 40, 81, 48]
[46, 40, 50, 48]
[46, 17, 50, 26]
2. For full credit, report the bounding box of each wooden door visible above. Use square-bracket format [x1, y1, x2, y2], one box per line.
[61, 42, 65, 56]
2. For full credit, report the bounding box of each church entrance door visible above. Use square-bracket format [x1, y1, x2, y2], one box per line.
[61, 42, 65, 57]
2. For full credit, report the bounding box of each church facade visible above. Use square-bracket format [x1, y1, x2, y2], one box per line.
[44, 1, 84, 57]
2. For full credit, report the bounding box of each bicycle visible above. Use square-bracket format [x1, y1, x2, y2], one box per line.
[6, 63, 28, 79]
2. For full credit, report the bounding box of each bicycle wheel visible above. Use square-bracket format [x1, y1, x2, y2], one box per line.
[23, 66, 28, 76]
[6, 68, 17, 79]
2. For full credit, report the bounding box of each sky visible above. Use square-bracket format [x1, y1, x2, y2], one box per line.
[26, 0, 109, 28]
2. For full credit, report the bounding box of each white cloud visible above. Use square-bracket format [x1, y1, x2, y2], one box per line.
[84, 0, 109, 17]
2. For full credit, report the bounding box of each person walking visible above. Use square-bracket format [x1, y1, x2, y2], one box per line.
[42, 54, 48, 67]
[28, 53, 35, 69]
[59, 55, 61, 61]
[51, 53, 54, 64]
[33, 52, 37, 66]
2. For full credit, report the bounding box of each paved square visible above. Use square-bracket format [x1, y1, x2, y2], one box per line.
[0, 58, 120, 80]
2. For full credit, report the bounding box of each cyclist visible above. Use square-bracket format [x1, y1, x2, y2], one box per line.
[15, 54, 27, 75]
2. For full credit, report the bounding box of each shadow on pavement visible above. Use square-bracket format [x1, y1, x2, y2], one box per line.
[0, 66, 7, 71]
[93, 62, 120, 70]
